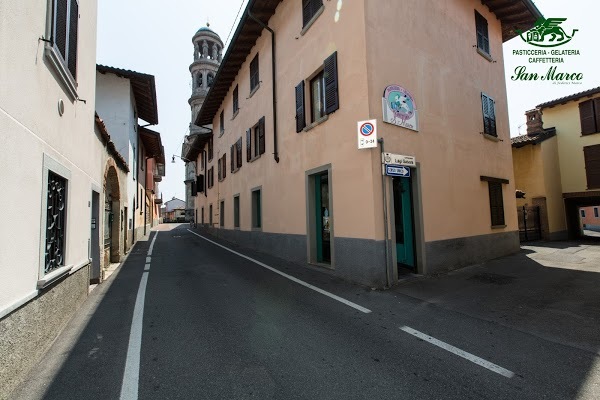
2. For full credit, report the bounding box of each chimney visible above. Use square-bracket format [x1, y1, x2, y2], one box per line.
[525, 108, 543, 136]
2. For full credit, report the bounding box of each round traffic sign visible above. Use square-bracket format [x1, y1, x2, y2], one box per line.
[360, 122, 374, 136]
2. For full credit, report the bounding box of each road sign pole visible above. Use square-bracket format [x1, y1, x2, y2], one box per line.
[378, 137, 391, 288]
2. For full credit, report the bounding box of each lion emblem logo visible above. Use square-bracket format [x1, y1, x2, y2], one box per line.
[516, 18, 578, 47]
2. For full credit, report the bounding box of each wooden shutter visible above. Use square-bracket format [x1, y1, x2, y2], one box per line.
[67, 0, 78, 78]
[258, 117, 266, 155]
[223, 154, 226, 179]
[580, 100, 596, 135]
[218, 158, 222, 181]
[584, 144, 600, 189]
[246, 129, 252, 161]
[481, 93, 496, 136]
[488, 182, 505, 226]
[295, 81, 306, 132]
[196, 174, 204, 193]
[324, 52, 339, 114]
[230, 145, 234, 172]
[237, 138, 242, 168]
[191, 181, 197, 197]
[475, 11, 489, 55]
[594, 98, 600, 132]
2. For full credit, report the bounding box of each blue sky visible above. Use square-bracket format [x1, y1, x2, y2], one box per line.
[97, 0, 598, 202]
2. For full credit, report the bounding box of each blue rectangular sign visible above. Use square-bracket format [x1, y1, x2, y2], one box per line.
[385, 164, 410, 177]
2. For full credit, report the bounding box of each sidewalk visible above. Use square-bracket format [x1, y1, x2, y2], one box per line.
[395, 241, 600, 354]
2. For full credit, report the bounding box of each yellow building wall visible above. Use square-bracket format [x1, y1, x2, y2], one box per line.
[540, 137, 566, 234]
[541, 93, 600, 194]
[512, 143, 545, 208]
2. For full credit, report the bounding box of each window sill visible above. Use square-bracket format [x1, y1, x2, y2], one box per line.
[483, 133, 500, 142]
[300, 5, 325, 36]
[231, 109, 239, 120]
[251, 226, 263, 232]
[304, 115, 329, 132]
[249, 153, 262, 163]
[476, 48, 493, 62]
[219, 130, 225, 138]
[491, 224, 507, 229]
[37, 264, 73, 289]
[581, 131, 600, 136]
[44, 44, 77, 101]
[249, 83, 260, 98]
[309, 261, 334, 270]
[232, 167, 241, 174]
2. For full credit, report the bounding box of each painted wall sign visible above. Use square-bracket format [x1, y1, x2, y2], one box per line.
[357, 119, 377, 149]
[382, 152, 416, 167]
[382, 85, 419, 131]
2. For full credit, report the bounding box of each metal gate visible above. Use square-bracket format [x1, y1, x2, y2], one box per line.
[518, 205, 541, 242]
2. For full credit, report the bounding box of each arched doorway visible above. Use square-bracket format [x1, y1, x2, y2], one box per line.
[104, 165, 121, 264]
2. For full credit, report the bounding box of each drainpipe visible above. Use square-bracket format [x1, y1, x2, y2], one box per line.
[247, 10, 279, 163]
[378, 138, 391, 288]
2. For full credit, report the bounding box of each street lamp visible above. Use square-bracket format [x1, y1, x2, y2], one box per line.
[172, 154, 192, 163]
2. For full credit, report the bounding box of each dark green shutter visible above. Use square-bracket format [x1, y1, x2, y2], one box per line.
[218, 158, 221, 181]
[223, 154, 226, 179]
[258, 117, 266, 155]
[54, 0, 68, 60]
[67, 0, 78, 78]
[475, 11, 489, 55]
[295, 81, 306, 132]
[246, 129, 251, 161]
[580, 100, 596, 135]
[481, 93, 496, 136]
[324, 52, 339, 114]
[230, 145, 234, 172]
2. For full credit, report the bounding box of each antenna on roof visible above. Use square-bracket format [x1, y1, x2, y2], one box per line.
[207, 19, 210, 27]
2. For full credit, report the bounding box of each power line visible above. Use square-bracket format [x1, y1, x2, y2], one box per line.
[224, 0, 246, 49]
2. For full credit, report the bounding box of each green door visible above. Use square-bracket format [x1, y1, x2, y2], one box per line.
[392, 177, 415, 269]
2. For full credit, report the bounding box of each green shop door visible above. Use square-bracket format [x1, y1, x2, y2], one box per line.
[315, 173, 331, 263]
[392, 177, 415, 270]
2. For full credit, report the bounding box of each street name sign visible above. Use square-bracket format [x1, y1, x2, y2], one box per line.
[357, 119, 377, 149]
[385, 164, 411, 177]
[381, 152, 416, 167]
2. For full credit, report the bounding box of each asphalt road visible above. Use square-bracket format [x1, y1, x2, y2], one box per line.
[13, 224, 599, 399]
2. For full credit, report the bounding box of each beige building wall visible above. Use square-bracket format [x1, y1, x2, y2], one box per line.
[193, 0, 522, 282]
[541, 94, 600, 194]
[364, 0, 518, 242]
[513, 144, 545, 208]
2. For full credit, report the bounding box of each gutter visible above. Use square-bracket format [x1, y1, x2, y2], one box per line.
[247, 10, 280, 163]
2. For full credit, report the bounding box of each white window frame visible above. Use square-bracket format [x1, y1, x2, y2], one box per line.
[44, 0, 79, 100]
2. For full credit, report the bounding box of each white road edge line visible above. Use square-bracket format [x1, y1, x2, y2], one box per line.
[147, 231, 158, 256]
[187, 229, 371, 314]
[120, 272, 149, 400]
[145, 257, 151, 263]
[119, 231, 158, 400]
[399, 326, 515, 378]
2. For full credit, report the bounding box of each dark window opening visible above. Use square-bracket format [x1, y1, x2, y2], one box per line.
[302, 0, 323, 28]
[488, 181, 505, 226]
[475, 11, 490, 56]
[45, 171, 67, 273]
[481, 93, 497, 136]
[250, 54, 259, 91]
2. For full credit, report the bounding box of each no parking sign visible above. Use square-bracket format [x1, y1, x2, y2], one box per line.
[357, 119, 377, 149]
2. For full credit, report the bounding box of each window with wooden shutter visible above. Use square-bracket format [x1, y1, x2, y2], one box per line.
[236, 138, 243, 168]
[208, 137, 214, 161]
[584, 144, 600, 189]
[220, 111, 224, 135]
[250, 54, 259, 92]
[230, 145, 235, 172]
[258, 117, 266, 155]
[46, 0, 79, 96]
[67, 0, 78, 78]
[246, 129, 251, 161]
[218, 158, 222, 181]
[196, 174, 204, 193]
[579, 99, 598, 135]
[488, 182, 505, 226]
[323, 52, 339, 115]
[481, 93, 497, 136]
[302, 0, 323, 28]
[191, 181, 197, 197]
[295, 81, 306, 132]
[233, 85, 239, 114]
[223, 154, 226, 179]
[475, 11, 490, 56]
